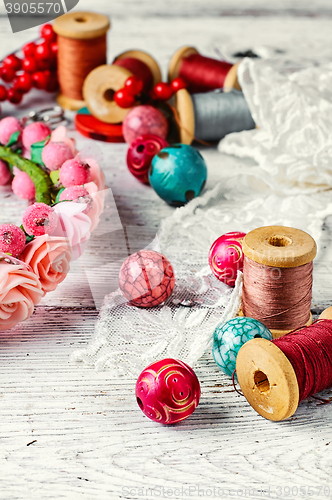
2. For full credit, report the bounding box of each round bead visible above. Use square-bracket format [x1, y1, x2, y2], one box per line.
[136, 358, 200, 424]
[119, 250, 175, 307]
[212, 317, 273, 377]
[122, 105, 168, 144]
[209, 231, 246, 287]
[0, 224, 26, 257]
[12, 171, 35, 200]
[126, 134, 168, 184]
[149, 144, 207, 206]
[22, 122, 51, 151]
[42, 141, 74, 171]
[0, 159, 11, 185]
[59, 159, 91, 187]
[0, 117, 23, 145]
[22, 203, 58, 236]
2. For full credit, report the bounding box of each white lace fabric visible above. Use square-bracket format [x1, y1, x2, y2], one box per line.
[71, 57, 332, 377]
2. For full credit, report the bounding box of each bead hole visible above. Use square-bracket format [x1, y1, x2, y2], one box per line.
[137, 397, 144, 409]
[137, 145, 145, 153]
[103, 89, 115, 102]
[254, 370, 270, 393]
[267, 235, 292, 247]
[75, 17, 87, 23]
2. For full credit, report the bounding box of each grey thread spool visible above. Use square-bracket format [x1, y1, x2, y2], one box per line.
[174, 88, 255, 144]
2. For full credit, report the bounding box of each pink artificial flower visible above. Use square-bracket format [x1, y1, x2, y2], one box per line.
[50, 125, 77, 156]
[19, 235, 72, 295]
[52, 201, 91, 260]
[0, 254, 43, 331]
[84, 181, 106, 232]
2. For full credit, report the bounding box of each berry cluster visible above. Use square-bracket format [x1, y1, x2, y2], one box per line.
[114, 76, 188, 109]
[0, 24, 58, 105]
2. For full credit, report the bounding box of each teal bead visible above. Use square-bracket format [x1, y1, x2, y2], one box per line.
[212, 317, 273, 377]
[149, 144, 207, 206]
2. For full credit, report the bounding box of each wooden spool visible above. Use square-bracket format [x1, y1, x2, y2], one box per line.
[241, 226, 317, 338]
[236, 337, 299, 421]
[83, 50, 162, 124]
[168, 45, 241, 92]
[53, 11, 110, 111]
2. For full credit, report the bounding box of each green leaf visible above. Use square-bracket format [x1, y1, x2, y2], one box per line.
[54, 187, 65, 203]
[7, 131, 20, 147]
[30, 135, 51, 166]
[25, 234, 35, 243]
[50, 170, 60, 185]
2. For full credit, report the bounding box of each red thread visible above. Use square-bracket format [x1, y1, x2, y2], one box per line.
[113, 57, 153, 92]
[179, 54, 232, 93]
[273, 320, 332, 402]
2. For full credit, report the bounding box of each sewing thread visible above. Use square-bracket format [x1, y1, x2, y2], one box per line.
[179, 53, 233, 93]
[113, 57, 153, 92]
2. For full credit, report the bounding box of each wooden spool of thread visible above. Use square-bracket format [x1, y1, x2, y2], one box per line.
[236, 314, 332, 421]
[53, 11, 110, 111]
[174, 88, 255, 144]
[83, 50, 162, 124]
[168, 46, 241, 94]
[241, 226, 317, 338]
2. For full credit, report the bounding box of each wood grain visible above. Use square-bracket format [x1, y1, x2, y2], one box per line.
[1, 2, 332, 499]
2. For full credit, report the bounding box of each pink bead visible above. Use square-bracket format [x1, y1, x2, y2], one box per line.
[59, 186, 93, 214]
[122, 105, 168, 144]
[0, 116, 23, 145]
[23, 203, 59, 236]
[119, 250, 175, 307]
[12, 171, 35, 200]
[127, 134, 168, 184]
[22, 122, 51, 151]
[209, 231, 246, 287]
[42, 141, 74, 171]
[0, 224, 26, 257]
[136, 358, 200, 424]
[59, 159, 91, 188]
[0, 159, 11, 185]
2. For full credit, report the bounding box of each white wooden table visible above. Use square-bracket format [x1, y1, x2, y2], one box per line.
[1, 1, 332, 499]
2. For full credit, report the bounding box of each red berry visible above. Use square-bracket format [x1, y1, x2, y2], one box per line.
[114, 88, 136, 108]
[171, 77, 187, 92]
[3, 54, 22, 72]
[124, 76, 144, 96]
[45, 73, 59, 92]
[51, 42, 58, 56]
[23, 42, 36, 58]
[35, 42, 52, 61]
[7, 88, 23, 104]
[0, 85, 7, 101]
[0, 66, 16, 83]
[22, 57, 38, 73]
[32, 70, 50, 89]
[152, 82, 173, 101]
[14, 72, 33, 93]
[40, 24, 56, 43]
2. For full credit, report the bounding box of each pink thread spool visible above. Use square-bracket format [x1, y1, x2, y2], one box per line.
[136, 358, 201, 424]
[209, 231, 246, 287]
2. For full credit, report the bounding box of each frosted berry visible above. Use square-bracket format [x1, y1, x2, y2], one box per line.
[119, 250, 175, 307]
[59, 159, 91, 187]
[12, 171, 35, 200]
[0, 224, 26, 257]
[23, 203, 58, 236]
[59, 186, 93, 213]
[0, 117, 23, 145]
[0, 159, 11, 185]
[22, 122, 51, 150]
[42, 141, 74, 171]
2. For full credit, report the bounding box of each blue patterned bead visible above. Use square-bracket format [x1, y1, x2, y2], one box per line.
[212, 317, 272, 377]
[149, 144, 207, 206]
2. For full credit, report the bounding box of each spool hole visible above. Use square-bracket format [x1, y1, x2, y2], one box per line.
[268, 235, 292, 247]
[75, 17, 87, 23]
[254, 370, 270, 393]
[103, 89, 115, 102]
[137, 397, 144, 409]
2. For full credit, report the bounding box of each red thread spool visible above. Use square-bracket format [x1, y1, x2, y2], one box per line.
[241, 226, 317, 338]
[236, 317, 332, 420]
[53, 11, 110, 111]
[83, 50, 162, 124]
[168, 46, 241, 94]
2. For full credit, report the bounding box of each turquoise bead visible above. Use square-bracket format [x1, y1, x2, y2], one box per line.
[212, 317, 273, 377]
[149, 144, 207, 206]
